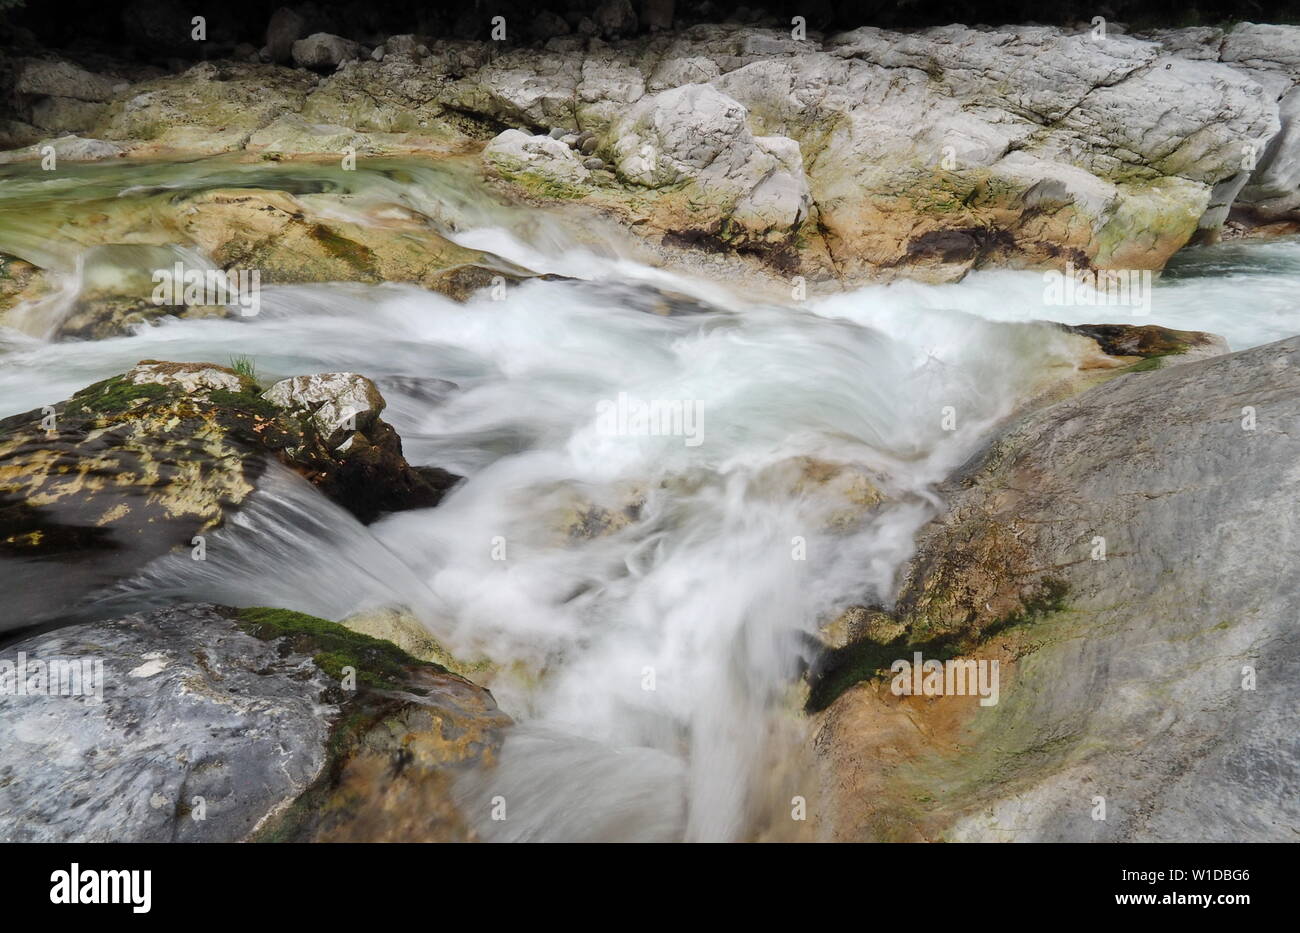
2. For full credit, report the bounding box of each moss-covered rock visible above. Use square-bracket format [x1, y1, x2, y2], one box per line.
[174, 187, 486, 291]
[0, 602, 510, 842]
[229, 604, 511, 843]
[0, 361, 458, 624]
[814, 336, 1300, 842]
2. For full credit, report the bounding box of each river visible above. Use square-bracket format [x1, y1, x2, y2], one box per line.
[2, 155, 1297, 840]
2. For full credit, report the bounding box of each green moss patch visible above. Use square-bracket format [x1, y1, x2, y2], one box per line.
[235, 606, 445, 689]
[209, 386, 281, 421]
[66, 375, 170, 416]
[307, 224, 377, 275]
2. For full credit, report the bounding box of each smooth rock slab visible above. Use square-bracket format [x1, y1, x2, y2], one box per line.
[818, 336, 1300, 841]
[0, 605, 334, 842]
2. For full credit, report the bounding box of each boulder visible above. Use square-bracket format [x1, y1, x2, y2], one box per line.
[381, 34, 426, 59]
[244, 112, 366, 154]
[28, 97, 108, 134]
[607, 84, 811, 240]
[483, 128, 594, 196]
[300, 58, 454, 136]
[92, 62, 317, 155]
[291, 33, 362, 72]
[814, 336, 1300, 841]
[0, 255, 48, 317]
[173, 188, 488, 290]
[0, 604, 509, 842]
[262, 373, 385, 449]
[14, 59, 118, 102]
[443, 50, 582, 131]
[254, 371, 462, 522]
[0, 361, 458, 625]
[0, 134, 124, 164]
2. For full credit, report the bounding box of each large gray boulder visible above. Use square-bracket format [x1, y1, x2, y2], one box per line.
[816, 336, 1300, 841]
[607, 83, 811, 238]
[0, 605, 332, 842]
[0, 135, 124, 164]
[0, 604, 510, 842]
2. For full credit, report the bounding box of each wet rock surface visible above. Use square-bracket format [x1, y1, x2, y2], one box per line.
[0, 361, 457, 626]
[814, 336, 1300, 841]
[0, 603, 509, 842]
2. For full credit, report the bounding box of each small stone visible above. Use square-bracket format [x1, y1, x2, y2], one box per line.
[580, 136, 598, 155]
[583, 157, 605, 170]
[549, 127, 566, 139]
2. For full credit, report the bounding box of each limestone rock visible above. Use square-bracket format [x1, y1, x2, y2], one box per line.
[244, 112, 366, 155]
[444, 51, 581, 131]
[607, 83, 811, 240]
[483, 128, 594, 195]
[14, 58, 118, 102]
[0, 134, 124, 164]
[816, 336, 1300, 841]
[262, 373, 386, 449]
[28, 97, 107, 134]
[0, 604, 509, 842]
[300, 59, 452, 136]
[92, 62, 316, 155]
[174, 188, 486, 289]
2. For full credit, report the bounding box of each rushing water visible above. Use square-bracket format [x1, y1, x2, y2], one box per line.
[3, 156, 1299, 840]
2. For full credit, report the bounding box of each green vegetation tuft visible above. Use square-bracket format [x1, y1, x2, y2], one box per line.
[229, 355, 258, 382]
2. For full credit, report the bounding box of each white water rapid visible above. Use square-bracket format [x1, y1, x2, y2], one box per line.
[4, 157, 1299, 840]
